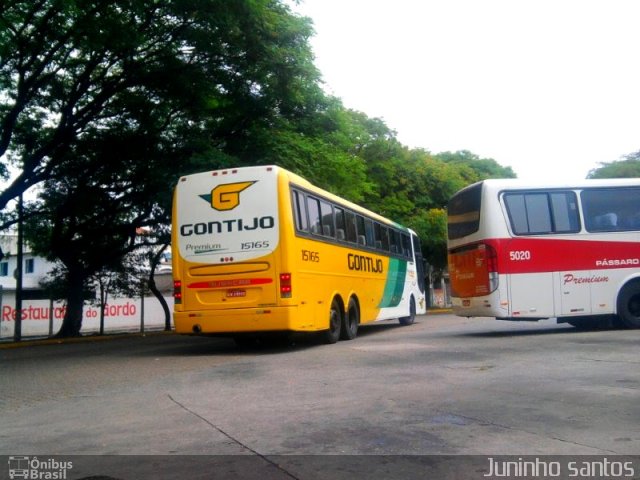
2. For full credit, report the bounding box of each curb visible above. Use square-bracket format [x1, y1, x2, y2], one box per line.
[0, 329, 174, 350]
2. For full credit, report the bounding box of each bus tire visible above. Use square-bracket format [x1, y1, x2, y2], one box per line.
[341, 297, 359, 340]
[322, 297, 342, 344]
[617, 281, 640, 329]
[399, 296, 416, 326]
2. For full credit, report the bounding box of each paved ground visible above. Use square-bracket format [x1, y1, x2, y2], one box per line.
[0, 313, 639, 478]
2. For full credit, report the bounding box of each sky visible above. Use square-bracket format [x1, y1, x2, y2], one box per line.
[290, 0, 640, 181]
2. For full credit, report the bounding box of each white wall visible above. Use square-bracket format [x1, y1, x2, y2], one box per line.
[0, 294, 173, 338]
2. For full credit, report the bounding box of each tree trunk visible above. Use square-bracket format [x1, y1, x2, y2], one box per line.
[56, 270, 86, 337]
[148, 242, 172, 331]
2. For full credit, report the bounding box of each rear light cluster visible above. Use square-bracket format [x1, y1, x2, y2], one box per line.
[173, 280, 182, 304]
[279, 273, 292, 298]
[483, 244, 499, 293]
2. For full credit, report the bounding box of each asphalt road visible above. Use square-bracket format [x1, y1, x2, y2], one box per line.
[1, 313, 639, 478]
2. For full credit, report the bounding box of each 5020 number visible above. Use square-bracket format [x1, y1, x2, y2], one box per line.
[509, 250, 531, 261]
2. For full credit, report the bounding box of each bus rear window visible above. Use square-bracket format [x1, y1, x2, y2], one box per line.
[448, 183, 482, 240]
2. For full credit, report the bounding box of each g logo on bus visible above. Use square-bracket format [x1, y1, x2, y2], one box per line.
[200, 181, 256, 211]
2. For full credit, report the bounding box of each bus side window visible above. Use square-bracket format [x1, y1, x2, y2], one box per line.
[320, 200, 334, 237]
[307, 196, 322, 235]
[592, 213, 618, 230]
[374, 222, 383, 249]
[504, 193, 551, 234]
[382, 227, 390, 251]
[583, 188, 640, 232]
[390, 229, 400, 254]
[292, 190, 309, 232]
[364, 218, 375, 247]
[550, 192, 580, 233]
[356, 215, 366, 245]
[376, 224, 390, 251]
[402, 233, 412, 258]
[335, 206, 346, 241]
[345, 211, 358, 243]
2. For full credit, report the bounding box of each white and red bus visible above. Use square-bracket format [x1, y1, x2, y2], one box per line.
[447, 179, 640, 328]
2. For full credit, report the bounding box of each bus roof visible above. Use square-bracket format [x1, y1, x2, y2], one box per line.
[465, 177, 640, 192]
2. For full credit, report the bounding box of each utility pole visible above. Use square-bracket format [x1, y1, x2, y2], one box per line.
[14, 193, 23, 341]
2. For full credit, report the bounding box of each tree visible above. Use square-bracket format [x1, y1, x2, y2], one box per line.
[0, 1, 322, 210]
[232, 101, 375, 203]
[435, 150, 516, 181]
[9, 0, 324, 336]
[409, 208, 448, 271]
[587, 151, 640, 178]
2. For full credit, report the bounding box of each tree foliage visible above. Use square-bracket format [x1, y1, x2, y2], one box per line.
[2, 0, 518, 336]
[3, 0, 325, 336]
[587, 151, 640, 179]
[435, 150, 517, 182]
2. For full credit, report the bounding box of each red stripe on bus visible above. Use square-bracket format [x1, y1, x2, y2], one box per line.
[188, 278, 273, 289]
[481, 238, 640, 274]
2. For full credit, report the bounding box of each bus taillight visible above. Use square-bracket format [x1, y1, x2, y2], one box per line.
[279, 273, 292, 298]
[174, 280, 183, 304]
[484, 244, 499, 293]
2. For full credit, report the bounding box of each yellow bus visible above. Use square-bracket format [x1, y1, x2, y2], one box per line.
[172, 165, 426, 344]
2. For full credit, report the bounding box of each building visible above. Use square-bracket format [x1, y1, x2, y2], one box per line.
[0, 234, 55, 299]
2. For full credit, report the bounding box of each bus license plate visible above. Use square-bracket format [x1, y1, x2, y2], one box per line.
[226, 289, 246, 298]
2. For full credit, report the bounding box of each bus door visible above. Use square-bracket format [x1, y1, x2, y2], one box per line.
[558, 271, 592, 316]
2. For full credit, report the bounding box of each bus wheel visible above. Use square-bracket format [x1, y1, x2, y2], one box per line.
[322, 298, 342, 344]
[617, 282, 640, 329]
[399, 296, 416, 326]
[341, 297, 359, 340]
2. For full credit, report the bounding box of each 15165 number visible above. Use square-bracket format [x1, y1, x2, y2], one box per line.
[302, 250, 320, 262]
[241, 241, 270, 250]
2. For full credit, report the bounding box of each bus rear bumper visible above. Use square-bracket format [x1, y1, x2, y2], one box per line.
[451, 295, 506, 318]
[174, 306, 315, 334]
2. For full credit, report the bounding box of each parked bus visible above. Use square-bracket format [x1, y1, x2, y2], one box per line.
[447, 179, 640, 328]
[172, 165, 426, 343]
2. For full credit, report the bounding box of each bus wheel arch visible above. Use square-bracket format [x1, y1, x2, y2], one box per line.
[341, 295, 360, 341]
[399, 295, 416, 326]
[617, 280, 640, 329]
[322, 295, 343, 344]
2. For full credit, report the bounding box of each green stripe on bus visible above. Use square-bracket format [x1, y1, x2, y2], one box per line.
[379, 258, 407, 308]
